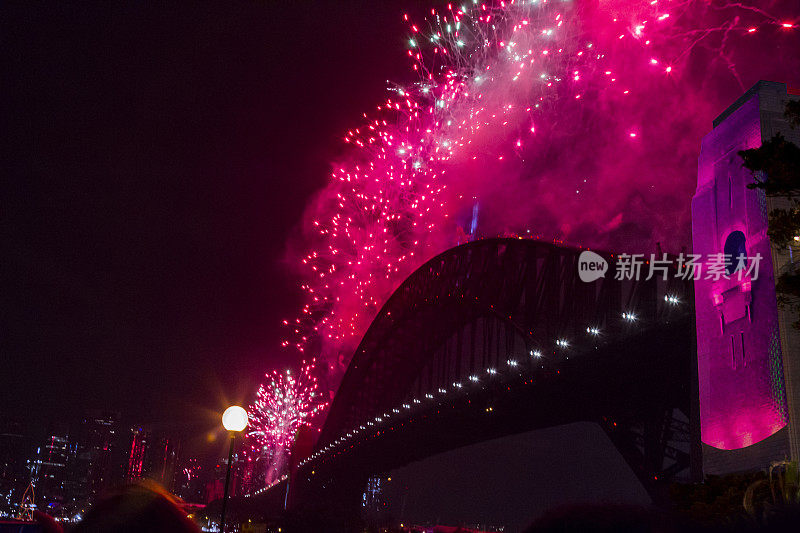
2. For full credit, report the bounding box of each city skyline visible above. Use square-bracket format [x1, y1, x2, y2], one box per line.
[0, 409, 246, 520]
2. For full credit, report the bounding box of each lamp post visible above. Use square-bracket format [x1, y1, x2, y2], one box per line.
[220, 406, 248, 533]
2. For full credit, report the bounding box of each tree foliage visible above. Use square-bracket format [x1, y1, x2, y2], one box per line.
[739, 101, 800, 328]
[669, 471, 762, 526]
[740, 134, 800, 198]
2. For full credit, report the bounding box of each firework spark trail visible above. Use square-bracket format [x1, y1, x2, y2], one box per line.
[284, 0, 799, 384]
[247, 359, 327, 462]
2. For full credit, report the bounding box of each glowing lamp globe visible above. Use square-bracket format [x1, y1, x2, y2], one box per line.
[222, 406, 248, 432]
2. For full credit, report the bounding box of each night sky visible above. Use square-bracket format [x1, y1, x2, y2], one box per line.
[2, 2, 423, 439]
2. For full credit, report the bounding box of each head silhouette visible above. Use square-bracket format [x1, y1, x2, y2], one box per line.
[73, 480, 200, 533]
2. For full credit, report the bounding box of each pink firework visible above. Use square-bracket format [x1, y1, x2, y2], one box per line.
[247, 359, 327, 451]
[285, 0, 799, 379]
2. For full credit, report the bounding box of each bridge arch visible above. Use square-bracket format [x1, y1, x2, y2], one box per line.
[291, 239, 700, 517]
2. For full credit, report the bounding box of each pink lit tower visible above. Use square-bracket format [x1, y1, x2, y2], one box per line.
[693, 80, 800, 474]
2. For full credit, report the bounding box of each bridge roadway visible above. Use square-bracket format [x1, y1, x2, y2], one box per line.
[290, 317, 698, 518]
[244, 239, 700, 529]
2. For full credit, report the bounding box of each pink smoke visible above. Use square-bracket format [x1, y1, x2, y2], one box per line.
[285, 0, 800, 383]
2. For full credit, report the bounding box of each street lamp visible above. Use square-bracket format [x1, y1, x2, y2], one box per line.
[220, 406, 248, 533]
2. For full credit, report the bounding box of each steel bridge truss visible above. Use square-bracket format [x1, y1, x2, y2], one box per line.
[300, 238, 699, 504]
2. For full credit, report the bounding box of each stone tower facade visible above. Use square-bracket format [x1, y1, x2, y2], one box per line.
[692, 80, 800, 474]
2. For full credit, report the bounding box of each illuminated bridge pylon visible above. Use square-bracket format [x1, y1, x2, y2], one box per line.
[290, 238, 700, 517]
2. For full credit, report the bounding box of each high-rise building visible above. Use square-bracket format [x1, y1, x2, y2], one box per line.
[80, 411, 123, 500]
[125, 426, 149, 483]
[147, 435, 179, 492]
[692, 80, 800, 474]
[124, 426, 180, 490]
[0, 419, 33, 517]
[28, 434, 73, 512]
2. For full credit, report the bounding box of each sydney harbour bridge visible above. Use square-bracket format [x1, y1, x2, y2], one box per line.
[242, 237, 702, 526]
[222, 78, 799, 533]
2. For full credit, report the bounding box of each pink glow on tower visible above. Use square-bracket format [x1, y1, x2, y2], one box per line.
[692, 81, 789, 453]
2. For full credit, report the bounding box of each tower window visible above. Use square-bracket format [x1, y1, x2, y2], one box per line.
[723, 231, 747, 275]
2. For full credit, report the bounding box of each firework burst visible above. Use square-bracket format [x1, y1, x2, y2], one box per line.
[284, 0, 799, 382]
[247, 359, 327, 453]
